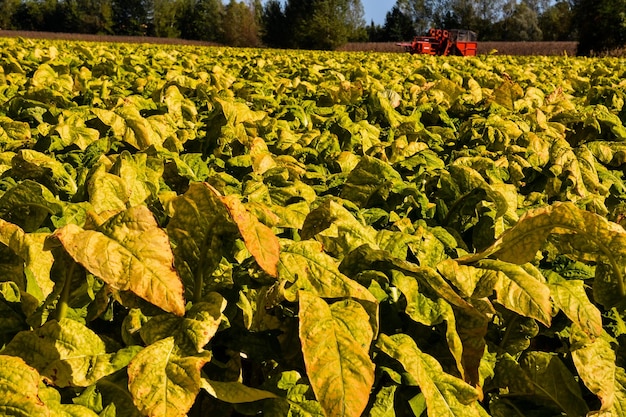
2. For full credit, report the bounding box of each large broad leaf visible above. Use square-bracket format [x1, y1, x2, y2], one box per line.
[476, 260, 552, 326]
[200, 379, 278, 403]
[458, 202, 626, 298]
[376, 333, 481, 417]
[571, 331, 616, 413]
[340, 156, 403, 208]
[0, 180, 62, 232]
[127, 337, 210, 417]
[298, 291, 375, 417]
[87, 162, 129, 213]
[276, 240, 378, 332]
[53, 205, 186, 316]
[492, 352, 589, 417]
[218, 193, 280, 278]
[139, 292, 226, 355]
[0, 217, 54, 301]
[549, 279, 602, 338]
[11, 149, 78, 197]
[2, 319, 139, 387]
[166, 182, 234, 302]
[300, 199, 378, 258]
[0, 355, 49, 416]
[392, 272, 464, 378]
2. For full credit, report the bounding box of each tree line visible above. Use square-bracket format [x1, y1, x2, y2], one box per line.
[0, 0, 623, 54]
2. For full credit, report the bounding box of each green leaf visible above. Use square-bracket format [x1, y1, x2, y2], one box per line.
[493, 352, 589, 417]
[0, 180, 62, 232]
[367, 385, 396, 417]
[571, 332, 616, 412]
[127, 337, 210, 417]
[476, 260, 552, 326]
[139, 292, 226, 355]
[0, 355, 49, 416]
[459, 202, 626, 299]
[11, 149, 78, 197]
[340, 156, 402, 208]
[53, 205, 186, 316]
[166, 182, 235, 302]
[200, 379, 278, 403]
[298, 291, 375, 417]
[549, 279, 602, 338]
[2, 318, 137, 387]
[376, 333, 480, 417]
[392, 272, 464, 377]
[38, 384, 100, 417]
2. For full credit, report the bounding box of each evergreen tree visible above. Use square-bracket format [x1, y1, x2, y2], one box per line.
[261, 0, 289, 47]
[573, 0, 626, 55]
[383, 5, 416, 41]
[112, 0, 151, 35]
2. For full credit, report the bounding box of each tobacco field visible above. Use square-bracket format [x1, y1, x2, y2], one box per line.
[0, 36, 625, 417]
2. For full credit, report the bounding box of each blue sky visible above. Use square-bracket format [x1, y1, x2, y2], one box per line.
[362, 0, 395, 25]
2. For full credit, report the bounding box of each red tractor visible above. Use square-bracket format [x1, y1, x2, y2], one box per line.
[397, 28, 478, 56]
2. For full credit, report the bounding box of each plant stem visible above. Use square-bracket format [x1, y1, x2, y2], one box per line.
[55, 262, 76, 322]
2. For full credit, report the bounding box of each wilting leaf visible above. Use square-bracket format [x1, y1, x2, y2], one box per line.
[299, 291, 375, 417]
[219, 193, 280, 277]
[376, 333, 480, 417]
[0, 355, 48, 416]
[201, 379, 278, 403]
[53, 205, 185, 316]
[128, 337, 210, 417]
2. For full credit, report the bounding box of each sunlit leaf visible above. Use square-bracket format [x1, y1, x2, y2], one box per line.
[128, 337, 210, 417]
[53, 205, 186, 316]
[376, 333, 481, 417]
[201, 379, 279, 403]
[299, 291, 375, 417]
[0, 355, 48, 416]
[218, 193, 280, 277]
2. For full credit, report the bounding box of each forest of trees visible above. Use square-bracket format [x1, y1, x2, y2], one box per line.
[0, 0, 624, 54]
